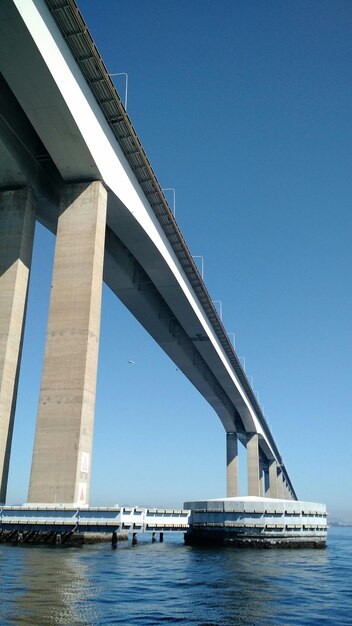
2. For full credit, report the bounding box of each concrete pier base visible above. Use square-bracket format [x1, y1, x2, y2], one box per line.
[28, 182, 107, 506]
[0, 188, 35, 503]
[184, 497, 327, 548]
[0, 529, 128, 546]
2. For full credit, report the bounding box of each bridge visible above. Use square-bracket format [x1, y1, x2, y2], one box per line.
[0, 0, 297, 508]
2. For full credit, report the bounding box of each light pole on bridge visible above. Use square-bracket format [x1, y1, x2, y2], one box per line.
[162, 187, 176, 217]
[212, 300, 223, 321]
[192, 255, 204, 279]
[228, 332, 236, 349]
[109, 72, 129, 110]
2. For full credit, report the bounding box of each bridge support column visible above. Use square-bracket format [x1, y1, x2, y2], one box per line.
[28, 182, 107, 505]
[277, 468, 284, 499]
[263, 466, 270, 497]
[282, 481, 287, 499]
[282, 476, 288, 500]
[226, 432, 238, 497]
[259, 463, 266, 496]
[246, 433, 260, 496]
[0, 188, 35, 503]
[268, 460, 278, 498]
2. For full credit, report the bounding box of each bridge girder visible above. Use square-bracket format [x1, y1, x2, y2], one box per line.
[0, 0, 297, 499]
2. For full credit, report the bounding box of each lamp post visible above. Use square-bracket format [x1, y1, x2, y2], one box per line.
[162, 187, 176, 217]
[228, 332, 236, 349]
[192, 255, 204, 279]
[110, 72, 128, 110]
[212, 300, 223, 321]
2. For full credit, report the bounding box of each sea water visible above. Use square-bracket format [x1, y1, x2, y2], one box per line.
[0, 527, 351, 625]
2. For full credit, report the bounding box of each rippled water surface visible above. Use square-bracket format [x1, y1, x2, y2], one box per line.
[0, 527, 351, 625]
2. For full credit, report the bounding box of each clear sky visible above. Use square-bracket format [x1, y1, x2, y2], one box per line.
[6, 0, 352, 521]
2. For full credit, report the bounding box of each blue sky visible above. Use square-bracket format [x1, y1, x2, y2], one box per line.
[7, 0, 352, 520]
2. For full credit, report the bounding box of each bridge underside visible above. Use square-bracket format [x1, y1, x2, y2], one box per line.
[0, 0, 297, 505]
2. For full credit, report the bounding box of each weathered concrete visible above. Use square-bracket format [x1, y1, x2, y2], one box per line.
[184, 497, 327, 548]
[259, 463, 265, 496]
[264, 466, 270, 497]
[247, 433, 260, 496]
[28, 182, 107, 505]
[226, 432, 238, 497]
[268, 460, 278, 499]
[277, 468, 284, 499]
[0, 188, 35, 503]
[0, 0, 298, 501]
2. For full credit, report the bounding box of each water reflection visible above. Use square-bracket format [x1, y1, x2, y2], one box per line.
[0, 531, 349, 626]
[0, 545, 100, 625]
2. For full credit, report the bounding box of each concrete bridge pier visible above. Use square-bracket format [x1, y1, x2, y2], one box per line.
[277, 467, 284, 499]
[268, 459, 279, 498]
[28, 182, 107, 506]
[226, 432, 238, 497]
[281, 474, 290, 500]
[259, 462, 265, 496]
[246, 433, 261, 496]
[282, 481, 287, 499]
[0, 188, 35, 503]
[263, 464, 270, 497]
[284, 481, 290, 500]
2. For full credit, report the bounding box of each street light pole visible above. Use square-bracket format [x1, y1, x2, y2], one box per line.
[192, 255, 204, 279]
[162, 187, 176, 217]
[212, 300, 223, 321]
[110, 72, 128, 110]
[228, 332, 236, 349]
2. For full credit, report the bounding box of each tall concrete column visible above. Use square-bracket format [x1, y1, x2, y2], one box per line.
[264, 466, 270, 497]
[259, 463, 265, 496]
[28, 182, 107, 505]
[247, 433, 260, 496]
[268, 460, 278, 499]
[226, 432, 238, 497]
[0, 188, 35, 503]
[277, 468, 284, 499]
[283, 477, 288, 500]
[283, 480, 289, 500]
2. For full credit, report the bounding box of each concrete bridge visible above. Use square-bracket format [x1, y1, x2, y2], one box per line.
[0, 0, 296, 507]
